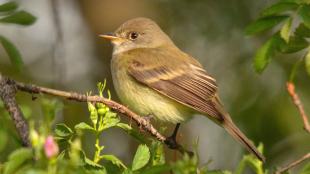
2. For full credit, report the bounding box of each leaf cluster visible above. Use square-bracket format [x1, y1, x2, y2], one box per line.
[0, 1, 36, 72]
[245, 0, 310, 75]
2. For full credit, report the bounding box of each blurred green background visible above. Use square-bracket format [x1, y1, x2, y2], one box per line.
[0, 0, 309, 171]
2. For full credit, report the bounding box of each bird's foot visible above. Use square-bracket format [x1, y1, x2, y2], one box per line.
[165, 135, 179, 149]
[164, 123, 181, 149]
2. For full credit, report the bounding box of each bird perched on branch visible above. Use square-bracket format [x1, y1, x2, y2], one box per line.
[100, 17, 265, 162]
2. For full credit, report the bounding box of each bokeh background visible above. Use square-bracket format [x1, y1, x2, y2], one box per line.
[0, 0, 309, 171]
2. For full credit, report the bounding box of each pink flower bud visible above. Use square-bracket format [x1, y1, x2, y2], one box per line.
[44, 135, 59, 158]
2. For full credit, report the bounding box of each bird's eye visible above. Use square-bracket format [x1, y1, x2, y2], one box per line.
[129, 32, 139, 40]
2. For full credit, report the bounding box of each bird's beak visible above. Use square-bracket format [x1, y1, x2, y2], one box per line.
[99, 32, 119, 40]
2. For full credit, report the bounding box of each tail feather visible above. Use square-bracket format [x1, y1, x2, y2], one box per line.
[211, 96, 265, 162]
[222, 117, 266, 162]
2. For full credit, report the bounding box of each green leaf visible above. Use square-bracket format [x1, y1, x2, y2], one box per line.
[253, 34, 281, 73]
[235, 143, 264, 174]
[305, 49, 310, 76]
[295, 24, 310, 38]
[261, 2, 298, 17]
[117, 123, 147, 143]
[150, 141, 165, 166]
[0, 2, 18, 12]
[172, 153, 199, 174]
[84, 157, 104, 168]
[122, 169, 133, 174]
[300, 162, 310, 174]
[88, 102, 98, 127]
[141, 165, 172, 174]
[54, 123, 73, 138]
[84, 157, 107, 174]
[280, 17, 292, 43]
[299, 4, 310, 29]
[99, 112, 120, 131]
[245, 15, 289, 35]
[132, 144, 150, 171]
[0, 35, 23, 71]
[4, 148, 33, 174]
[101, 155, 127, 169]
[279, 35, 309, 53]
[75, 122, 95, 131]
[0, 10, 36, 25]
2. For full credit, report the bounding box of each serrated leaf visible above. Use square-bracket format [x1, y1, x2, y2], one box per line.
[245, 15, 289, 35]
[305, 49, 310, 76]
[280, 18, 292, 43]
[299, 4, 310, 28]
[4, 148, 33, 174]
[0, 2, 18, 12]
[101, 155, 127, 169]
[84, 157, 103, 168]
[132, 144, 150, 171]
[0, 35, 23, 71]
[100, 112, 120, 131]
[0, 10, 36, 25]
[75, 122, 95, 131]
[150, 141, 165, 166]
[261, 2, 298, 17]
[54, 123, 73, 138]
[84, 157, 107, 174]
[253, 34, 281, 73]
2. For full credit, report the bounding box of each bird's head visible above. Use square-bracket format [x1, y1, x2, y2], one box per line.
[100, 17, 173, 54]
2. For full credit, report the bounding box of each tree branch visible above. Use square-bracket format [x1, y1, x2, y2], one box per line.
[286, 82, 310, 133]
[0, 74, 192, 155]
[275, 153, 310, 174]
[0, 74, 30, 146]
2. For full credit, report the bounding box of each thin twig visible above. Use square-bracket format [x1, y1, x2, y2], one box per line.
[0, 74, 192, 155]
[286, 82, 310, 133]
[0, 75, 30, 146]
[275, 153, 310, 174]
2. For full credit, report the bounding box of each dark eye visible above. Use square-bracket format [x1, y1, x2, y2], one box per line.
[129, 32, 139, 40]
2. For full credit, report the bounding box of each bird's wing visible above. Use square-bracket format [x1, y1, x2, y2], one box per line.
[127, 48, 222, 119]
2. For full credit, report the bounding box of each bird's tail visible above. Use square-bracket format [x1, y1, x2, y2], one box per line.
[211, 96, 266, 162]
[222, 115, 266, 162]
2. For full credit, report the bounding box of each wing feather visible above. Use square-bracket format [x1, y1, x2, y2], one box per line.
[126, 48, 221, 119]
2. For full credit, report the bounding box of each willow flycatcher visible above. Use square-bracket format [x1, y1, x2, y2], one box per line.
[100, 17, 265, 162]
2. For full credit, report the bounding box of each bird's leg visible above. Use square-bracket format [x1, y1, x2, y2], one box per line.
[139, 114, 153, 132]
[165, 123, 181, 149]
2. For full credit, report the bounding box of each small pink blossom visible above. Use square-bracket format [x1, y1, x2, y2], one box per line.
[44, 135, 59, 158]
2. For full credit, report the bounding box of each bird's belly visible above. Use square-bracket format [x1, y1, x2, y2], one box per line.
[111, 65, 193, 124]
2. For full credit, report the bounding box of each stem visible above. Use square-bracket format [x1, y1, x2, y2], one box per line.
[275, 153, 310, 174]
[93, 133, 101, 163]
[0, 73, 193, 156]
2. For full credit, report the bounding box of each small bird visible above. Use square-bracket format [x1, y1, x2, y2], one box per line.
[100, 17, 265, 162]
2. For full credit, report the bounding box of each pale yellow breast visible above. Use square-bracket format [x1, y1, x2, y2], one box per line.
[111, 55, 193, 124]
